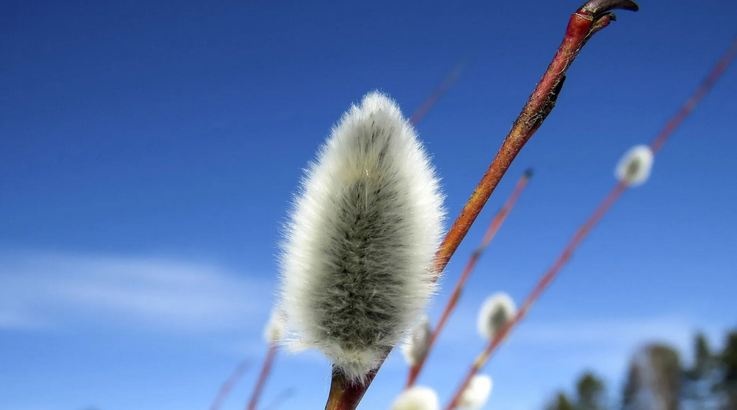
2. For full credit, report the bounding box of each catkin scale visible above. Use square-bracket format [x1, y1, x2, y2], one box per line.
[280, 92, 444, 382]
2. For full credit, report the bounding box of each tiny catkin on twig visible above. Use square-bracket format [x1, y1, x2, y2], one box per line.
[457, 374, 493, 410]
[615, 145, 654, 187]
[392, 386, 440, 410]
[402, 315, 432, 368]
[445, 33, 737, 410]
[325, 1, 638, 408]
[476, 293, 517, 342]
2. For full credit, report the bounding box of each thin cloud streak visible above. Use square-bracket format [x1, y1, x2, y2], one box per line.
[0, 251, 273, 333]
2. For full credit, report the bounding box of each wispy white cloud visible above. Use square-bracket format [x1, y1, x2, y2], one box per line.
[0, 310, 45, 330]
[0, 251, 275, 334]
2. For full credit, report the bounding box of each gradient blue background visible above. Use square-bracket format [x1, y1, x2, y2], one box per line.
[2, 1, 736, 409]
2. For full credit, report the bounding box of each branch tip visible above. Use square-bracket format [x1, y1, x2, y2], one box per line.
[581, 0, 639, 19]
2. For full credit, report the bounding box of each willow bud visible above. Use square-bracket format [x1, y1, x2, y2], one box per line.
[477, 292, 516, 341]
[615, 144, 654, 187]
[280, 92, 444, 382]
[458, 374, 493, 410]
[392, 386, 440, 410]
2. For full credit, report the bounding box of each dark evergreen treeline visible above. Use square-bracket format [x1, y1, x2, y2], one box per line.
[545, 330, 737, 410]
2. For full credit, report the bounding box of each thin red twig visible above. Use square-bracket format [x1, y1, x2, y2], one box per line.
[444, 34, 737, 410]
[209, 359, 251, 410]
[246, 343, 279, 410]
[262, 387, 297, 410]
[445, 182, 626, 409]
[649, 36, 737, 153]
[409, 62, 466, 126]
[406, 170, 532, 388]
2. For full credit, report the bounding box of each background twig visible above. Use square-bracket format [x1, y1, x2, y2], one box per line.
[209, 359, 251, 410]
[444, 33, 737, 410]
[406, 169, 532, 388]
[247, 343, 278, 410]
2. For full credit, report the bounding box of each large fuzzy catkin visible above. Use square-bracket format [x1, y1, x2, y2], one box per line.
[280, 92, 444, 382]
[615, 144, 654, 187]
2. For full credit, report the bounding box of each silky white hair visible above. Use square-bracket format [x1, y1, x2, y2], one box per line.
[402, 314, 432, 367]
[477, 292, 516, 341]
[392, 386, 440, 410]
[458, 374, 493, 410]
[615, 144, 654, 187]
[263, 307, 286, 344]
[280, 92, 445, 382]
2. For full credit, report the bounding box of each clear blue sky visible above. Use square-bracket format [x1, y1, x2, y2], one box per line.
[2, 1, 736, 409]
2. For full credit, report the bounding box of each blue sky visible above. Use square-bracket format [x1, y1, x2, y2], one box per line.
[2, 1, 736, 409]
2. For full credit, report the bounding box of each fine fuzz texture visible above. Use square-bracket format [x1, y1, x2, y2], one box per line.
[280, 92, 445, 382]
[477, 292, 516, 341]
[263, 308, 286, 344]
[458, 374, 493, 410]
[615, 144, 654, 187]
[402, 314, 432, 366]
[392, 386, 440, 410]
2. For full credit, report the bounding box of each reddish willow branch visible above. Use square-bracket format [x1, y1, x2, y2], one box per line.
[209, 359, 251, 410]
[431, 0, 637, 276]
[246, 343, 279, 410]
[406, 169, 533, 388]
[325, 1, 638, 409]
[444, 33, 737, 410]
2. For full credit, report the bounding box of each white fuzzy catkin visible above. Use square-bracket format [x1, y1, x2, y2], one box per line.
[615, 144, 654, 187]
[392, 386, 440, 410]
[280, 92, 445, 382]
[263, 308, 286, 344]
[477, 292, 516, 341]
[402, 314, 432, 367]
[458, 374, 493, 410]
